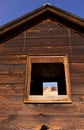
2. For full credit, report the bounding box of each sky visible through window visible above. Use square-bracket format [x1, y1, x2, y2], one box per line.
[43, 82, 58, 88]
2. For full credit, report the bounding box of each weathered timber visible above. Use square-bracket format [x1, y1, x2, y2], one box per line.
[0, 55, 27, 64]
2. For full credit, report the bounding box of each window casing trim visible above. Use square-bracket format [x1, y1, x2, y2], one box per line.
[24, 55, 72, 103]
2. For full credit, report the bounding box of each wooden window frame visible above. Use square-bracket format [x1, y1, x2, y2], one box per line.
[24, 55, 72, 103]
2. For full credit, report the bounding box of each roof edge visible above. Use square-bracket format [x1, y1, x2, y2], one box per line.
[0, 4, 84, 36]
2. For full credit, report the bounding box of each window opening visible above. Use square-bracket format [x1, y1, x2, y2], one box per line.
[24, 56, 71, 103]
[30, 63, 66, 96]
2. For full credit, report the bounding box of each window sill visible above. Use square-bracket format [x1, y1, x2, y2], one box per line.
[24, 95, 72, 103]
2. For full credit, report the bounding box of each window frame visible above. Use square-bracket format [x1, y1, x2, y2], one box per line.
[24, 55, 72, 103]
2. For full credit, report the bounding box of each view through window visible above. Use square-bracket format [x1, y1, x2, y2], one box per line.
[43, 82, 58, 96]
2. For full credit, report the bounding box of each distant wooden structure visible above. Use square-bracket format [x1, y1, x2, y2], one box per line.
[0, 4, 84, 130]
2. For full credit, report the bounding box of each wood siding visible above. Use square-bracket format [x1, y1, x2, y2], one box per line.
[0, 19, 84, 130]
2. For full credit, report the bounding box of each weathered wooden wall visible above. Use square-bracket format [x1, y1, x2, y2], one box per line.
[0, 19, 84, 130]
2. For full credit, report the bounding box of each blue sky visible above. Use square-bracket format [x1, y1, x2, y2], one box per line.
[0, 0, 84, 26]
[43, 82, 58, 87]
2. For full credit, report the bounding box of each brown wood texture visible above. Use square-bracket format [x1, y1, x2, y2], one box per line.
[0, 19, 84, 129]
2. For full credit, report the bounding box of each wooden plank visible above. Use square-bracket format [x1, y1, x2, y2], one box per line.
[0, 55, 27, 64]
[72, 94, 84, 101]
[26, 46, 84, 54]
[0, 70, 25, 75]
[0, 64, 26, 74]
[26, 46, 70, 53]
[0, 45, 84, 55]
[0, 84, 24, 96]
[31, 55, 64, 63]
[3, 36, 84, 48]
[0, 47, 23, 54]
[0, 46, 68, 55]
[4, 38, 24, 47]
[69, 54, 84, 63]
[72, 46, 84, 53]
[26, 32, 69, 38]
[70, 63, 84, 73]
[25, 38, 69, 47]
[0, 75, 25, 84]
[70, 73, 84, 83]
[70, 37, 84, 46]
[26, 37, 84, 46]
[72, 83, 84, 94]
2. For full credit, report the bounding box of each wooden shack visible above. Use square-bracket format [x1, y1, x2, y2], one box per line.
[0, 4, 84, 130]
